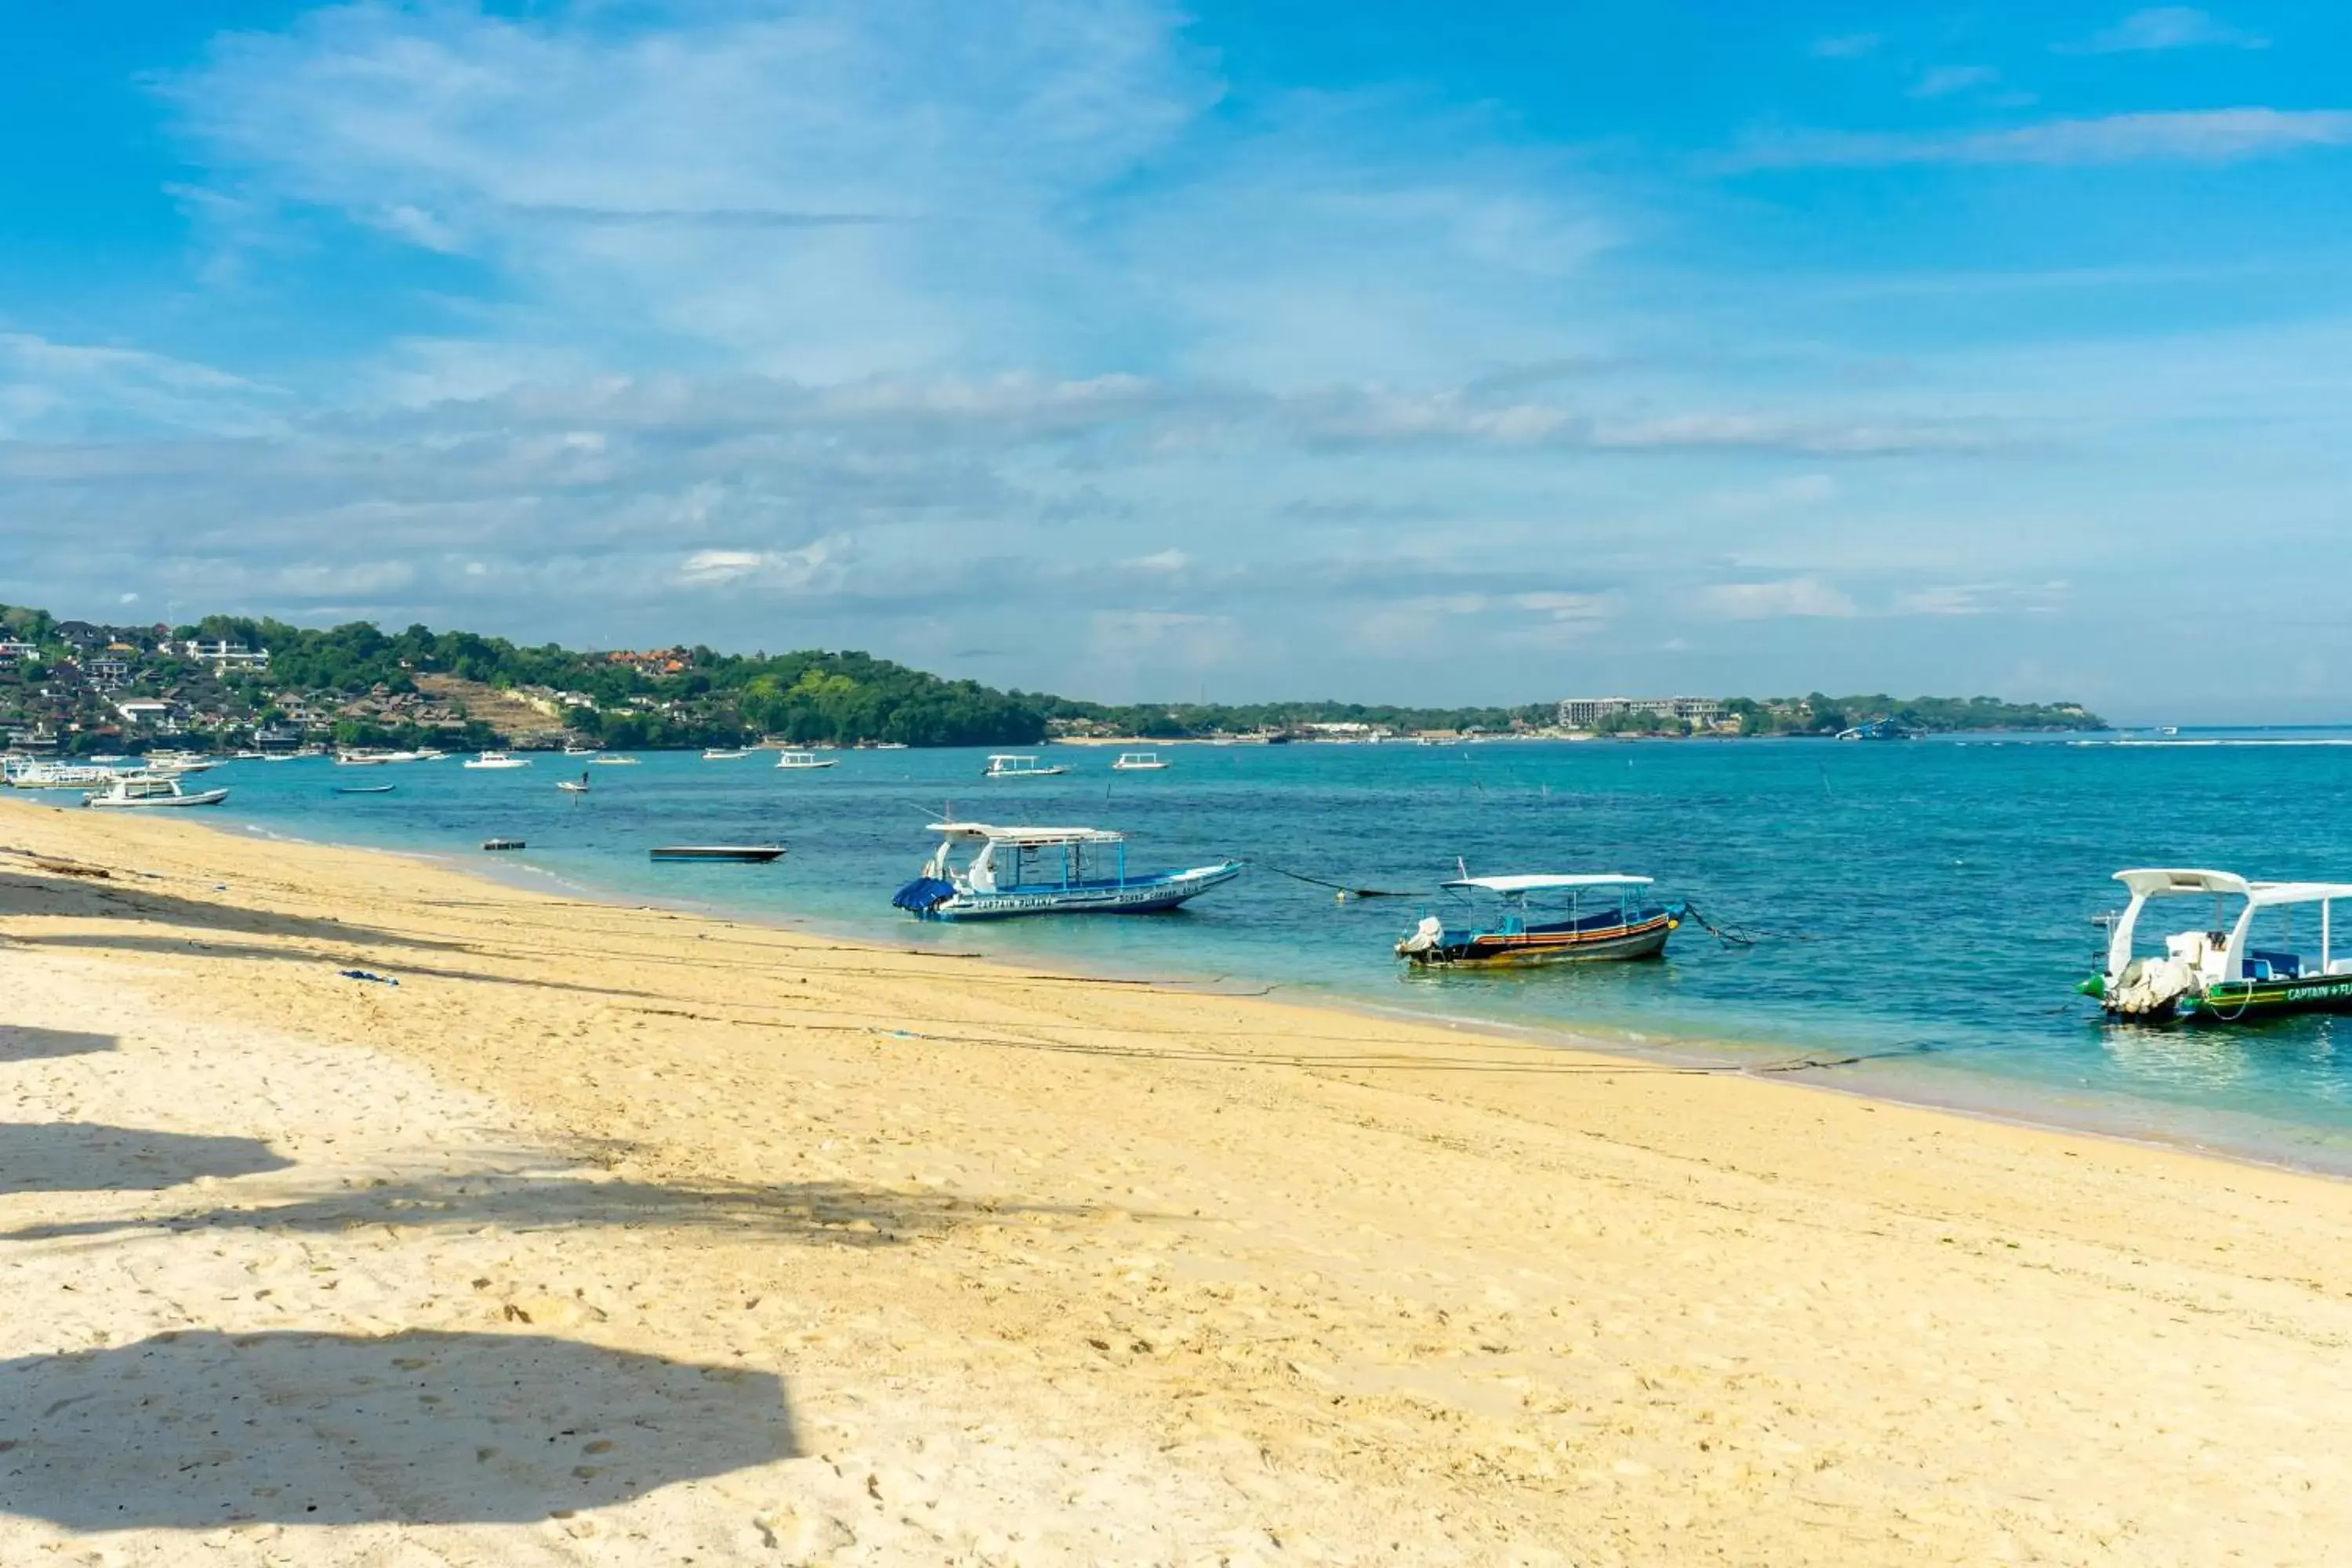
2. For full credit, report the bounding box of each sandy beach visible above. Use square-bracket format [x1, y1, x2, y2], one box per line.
[5, 805, 2352, 1563]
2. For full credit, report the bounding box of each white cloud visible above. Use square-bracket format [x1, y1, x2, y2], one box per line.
[1128, 548, 1190, 572]
[1722, 109, 2352, 172]
[1810, 33, 1882, 59]
[1911, 66, 2002, 100]
[2060, 7, 2267, 53]
[1695, 578, 1860, 620]
[677, 539, 844, 589]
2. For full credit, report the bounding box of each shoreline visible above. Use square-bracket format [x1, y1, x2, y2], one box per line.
[17, 787, 2352, 1188]
[13, 806, 2352, 1556]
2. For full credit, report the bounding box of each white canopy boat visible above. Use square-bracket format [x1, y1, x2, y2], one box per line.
[84, 774, 230, 809]
[892, 822, 1241, 920]
[1396, 874, 1687, 967]
[775, 750, 839, 769]
[2085, 867, 2352, 1022]
[462, 750, 532, 770]
[702, 747, 750, 760]
[984, 753, 1065, 779]
[1111, 750, 1168, 771]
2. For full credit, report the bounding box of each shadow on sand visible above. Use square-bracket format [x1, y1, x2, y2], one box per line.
[0, 867, 476, 955]
[0, 1329, 795, 1527]
[0, 1026, 115, 1063]
[2, 1166, 1064, 1245]
[0, 1122, 293, 1195]
[13, 931, 664, 1002]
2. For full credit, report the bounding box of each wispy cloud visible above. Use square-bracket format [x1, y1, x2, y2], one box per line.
[1911, 66, 2001, 100]
[1694, 578, 1860, 620]
[2057, 7, 2268, 54]
[1810, 33, 1882, 59]
[1721, 109, 2352, 171]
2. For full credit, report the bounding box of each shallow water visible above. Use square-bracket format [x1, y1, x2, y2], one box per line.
[27, 732, 2352, 1171]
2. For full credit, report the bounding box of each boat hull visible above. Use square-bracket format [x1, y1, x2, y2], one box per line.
[1401, 909, 1680, 967]
[2108, 972, 2352, 1023]
[650, 846, 787, 863]
[85, 789, 230, 809]
[899, 861, 1242, 920]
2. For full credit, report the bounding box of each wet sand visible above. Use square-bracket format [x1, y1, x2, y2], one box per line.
[6, 803, 2352, 1563]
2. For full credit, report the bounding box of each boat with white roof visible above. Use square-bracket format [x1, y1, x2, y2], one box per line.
[775, 750, 839, 770]
[83, 774, 230, 809]
[892, 822, 1242, 920]
[1396, 873, 1686, 967]
[2084, 867, 2352, 1022]
[983, 753, 1065, 779]
[462, 750, 532, 770]
[1111, 750, 1168, 771]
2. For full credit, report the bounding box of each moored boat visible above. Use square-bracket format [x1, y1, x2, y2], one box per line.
[463, 750, 532, 770]
[891, 822, 1241, 919]
[702, 747, 750, 760]
[83, 774, 230, 809]
[1396, 874, 1686, 967]
[650, 844, 787, 863]
[1111, 750, 1168, 771]
[2083, 867, 2352, 1022]
[775, 750, 839, 770]
[983, 753, 1065, 779]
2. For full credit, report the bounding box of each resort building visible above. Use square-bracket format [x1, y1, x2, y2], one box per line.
[179, 639, 272, 670]
[0, 638, 37, 666]
[1557, 695, 1726, 729]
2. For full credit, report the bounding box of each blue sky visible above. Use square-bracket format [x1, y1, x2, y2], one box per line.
[3, 2, 2350, 717]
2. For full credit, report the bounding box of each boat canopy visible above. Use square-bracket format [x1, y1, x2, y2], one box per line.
[2114, 868, 2352, 906]
[927, 821, 1124, 846]
[1443, 873, 1653, 893]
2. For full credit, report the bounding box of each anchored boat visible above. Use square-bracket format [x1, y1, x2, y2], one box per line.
[775, 750, 839, 770]
[463, 750, 532, 770]
[83, 775, 230, 809]
[1111, 750, 1168, 771]
[2084, 867, 2352, 1022]
[983, 753, 1065, 779]
[1396, 874, 1686, 967]
[650, 844, 786, 863]
[891, 822, 1241, 920]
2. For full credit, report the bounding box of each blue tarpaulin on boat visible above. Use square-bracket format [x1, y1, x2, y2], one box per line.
[891, 877, 957, 914]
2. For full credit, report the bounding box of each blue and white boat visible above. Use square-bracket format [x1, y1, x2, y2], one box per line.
[891, 822, 1243, 920]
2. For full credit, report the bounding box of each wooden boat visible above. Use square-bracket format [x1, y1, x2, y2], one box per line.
[775, 750, 839, 770]
[1396, 874, 1685, 967]
[2084, 868, 2352, 1022]
[333, 783, 396, 795]
[892, 822, 1241, 920]
[82, 775, 230, 809]
[1111, 750, 1168, 771]
[649, 844, 787, 863]
[984, 753, 1065, 779]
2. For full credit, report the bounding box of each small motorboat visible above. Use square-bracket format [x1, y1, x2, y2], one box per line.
[1396, 874, 1686, 967]
[702, 748, 750, 760]
[984, 753, 1065, 779]
[482, 838, 525, 851]
[592, 754, 640, 766]
[892, 822, 1240, 919]
[557, 772, 591, 793]
[650, 844, 787, 863]
[333, 783, 396, 795]
[463, 751, 532, 770]
[775, 750, 840, 770]
[83, 775, 230, 809]
[2083, 867, 2352, 1022]
[1111, 750, 1168, 771]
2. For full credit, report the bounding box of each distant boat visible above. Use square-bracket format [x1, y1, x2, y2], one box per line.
[650, 844, 786, 863]
[892, 822, 1241, 919]
[336, 750, 393, 765]
[557, 771, 591, 793]
[702, 748, 750, 760]
[463, 751, 532, 770]
[333, 783, 396, 795]
[592, 754, 640, 766]
[1111, 750, 1167, 771]
[482, 838, 525, 851]
[1835, 718, 1919, 742]
[562, 744, 600, 756]
[1396, 874, 1686, 967]
[984, 753, 1065, 779]
[83, 775, 230, 809]
[775, 750, 839, 770]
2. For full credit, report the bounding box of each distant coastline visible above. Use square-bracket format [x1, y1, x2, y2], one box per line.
[1, 601, 2103, 757]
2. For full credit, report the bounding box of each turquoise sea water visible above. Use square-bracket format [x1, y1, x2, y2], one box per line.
[20, 733, 2352, 1171]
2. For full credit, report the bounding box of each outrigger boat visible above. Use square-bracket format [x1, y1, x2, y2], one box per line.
[1396, 874, 1686, 967]
[2083, 868, 2352, 1022]
[984, 753, 1065, 779]
[775, 750, 839, 770]
[1111, 750, 1168, 771]
[83, 775, 230, 809]
[891, 822, 1242, 920]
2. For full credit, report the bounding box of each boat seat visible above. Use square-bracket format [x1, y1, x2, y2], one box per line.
[2244, 949, 2303, 982]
